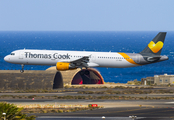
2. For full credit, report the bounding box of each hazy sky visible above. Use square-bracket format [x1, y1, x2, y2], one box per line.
[0, 0, 174, 31]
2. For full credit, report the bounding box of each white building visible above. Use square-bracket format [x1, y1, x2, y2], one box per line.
[141, 74, 174, 85]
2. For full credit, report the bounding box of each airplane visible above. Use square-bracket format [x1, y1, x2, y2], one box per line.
[4, 32, 168, 73]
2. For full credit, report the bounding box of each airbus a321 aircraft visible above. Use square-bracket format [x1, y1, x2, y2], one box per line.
[4, 32, 168, 73]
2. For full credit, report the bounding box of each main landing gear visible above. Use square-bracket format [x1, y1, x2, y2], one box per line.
[20, 64, 24, 73]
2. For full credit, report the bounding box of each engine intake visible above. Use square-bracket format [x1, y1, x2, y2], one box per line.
[56, 62, 76, 71]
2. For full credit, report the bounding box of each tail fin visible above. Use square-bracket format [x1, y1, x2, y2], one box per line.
[140, 32, 167, 56]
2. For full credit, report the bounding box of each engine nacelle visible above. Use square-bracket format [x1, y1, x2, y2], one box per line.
[56, 62, 76, 71]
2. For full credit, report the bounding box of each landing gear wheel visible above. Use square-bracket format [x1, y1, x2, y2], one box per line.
[20, 64, 24, 73]
[20, 70, 24, 73]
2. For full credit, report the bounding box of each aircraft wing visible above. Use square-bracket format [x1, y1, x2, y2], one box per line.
[70, 56, 90, 68]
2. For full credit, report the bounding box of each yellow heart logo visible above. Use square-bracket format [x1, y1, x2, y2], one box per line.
[148, 41, 163, 53]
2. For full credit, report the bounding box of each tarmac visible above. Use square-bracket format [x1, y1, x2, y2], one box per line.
[1, 99, 174, 119]
[30, 99, 174, 120]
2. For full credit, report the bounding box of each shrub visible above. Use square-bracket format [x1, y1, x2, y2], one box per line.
[58, 110, 63, 113]
[0, 102, 35, 120]
[42, 110, 47, 113]
[51, 109, 57, 113]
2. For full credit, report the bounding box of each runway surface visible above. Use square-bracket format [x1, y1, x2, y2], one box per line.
[35, 107, 174, 120]
[1, 99, 174, 119]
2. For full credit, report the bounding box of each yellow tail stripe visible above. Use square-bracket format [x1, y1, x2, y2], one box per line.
[118, 53, 139, 65]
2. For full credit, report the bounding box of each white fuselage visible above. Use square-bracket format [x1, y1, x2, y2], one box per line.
[4, 49, 139, 68]
[4, 32, 169, 71]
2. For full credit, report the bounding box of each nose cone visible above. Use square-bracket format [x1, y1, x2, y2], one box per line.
[4, 55, 10, 62]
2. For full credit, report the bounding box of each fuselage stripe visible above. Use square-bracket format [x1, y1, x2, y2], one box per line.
[118, 52, 139, 65]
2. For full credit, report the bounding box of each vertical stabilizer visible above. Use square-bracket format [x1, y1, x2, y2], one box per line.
[140, 32, 166, 56]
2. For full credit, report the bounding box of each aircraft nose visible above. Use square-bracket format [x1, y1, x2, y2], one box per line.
[4, 55, 10, 62]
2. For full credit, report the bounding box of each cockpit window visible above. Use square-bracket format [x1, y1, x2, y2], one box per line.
[10, 53, 15, 55]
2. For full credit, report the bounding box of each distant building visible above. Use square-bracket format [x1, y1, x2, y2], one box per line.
[141, 77, 154, 85]
[141, 74, 174, 85]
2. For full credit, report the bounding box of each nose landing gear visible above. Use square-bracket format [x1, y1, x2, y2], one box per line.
[20, 64, 24, 73]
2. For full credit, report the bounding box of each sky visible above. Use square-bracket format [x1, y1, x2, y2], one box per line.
[0, 0, 174, 31]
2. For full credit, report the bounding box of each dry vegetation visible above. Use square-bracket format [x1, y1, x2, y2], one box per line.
[127, 79, 142, 85]
[0, 85, 174, 100]
[0, 95, 174, 100]
[14, 89, 73, 93]
[22, 107, 100, 114]
[64, 85, 154, 89]
[78, 89, 174, 94]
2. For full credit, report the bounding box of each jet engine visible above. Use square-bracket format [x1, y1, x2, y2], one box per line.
[56, 62, 76, 71]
